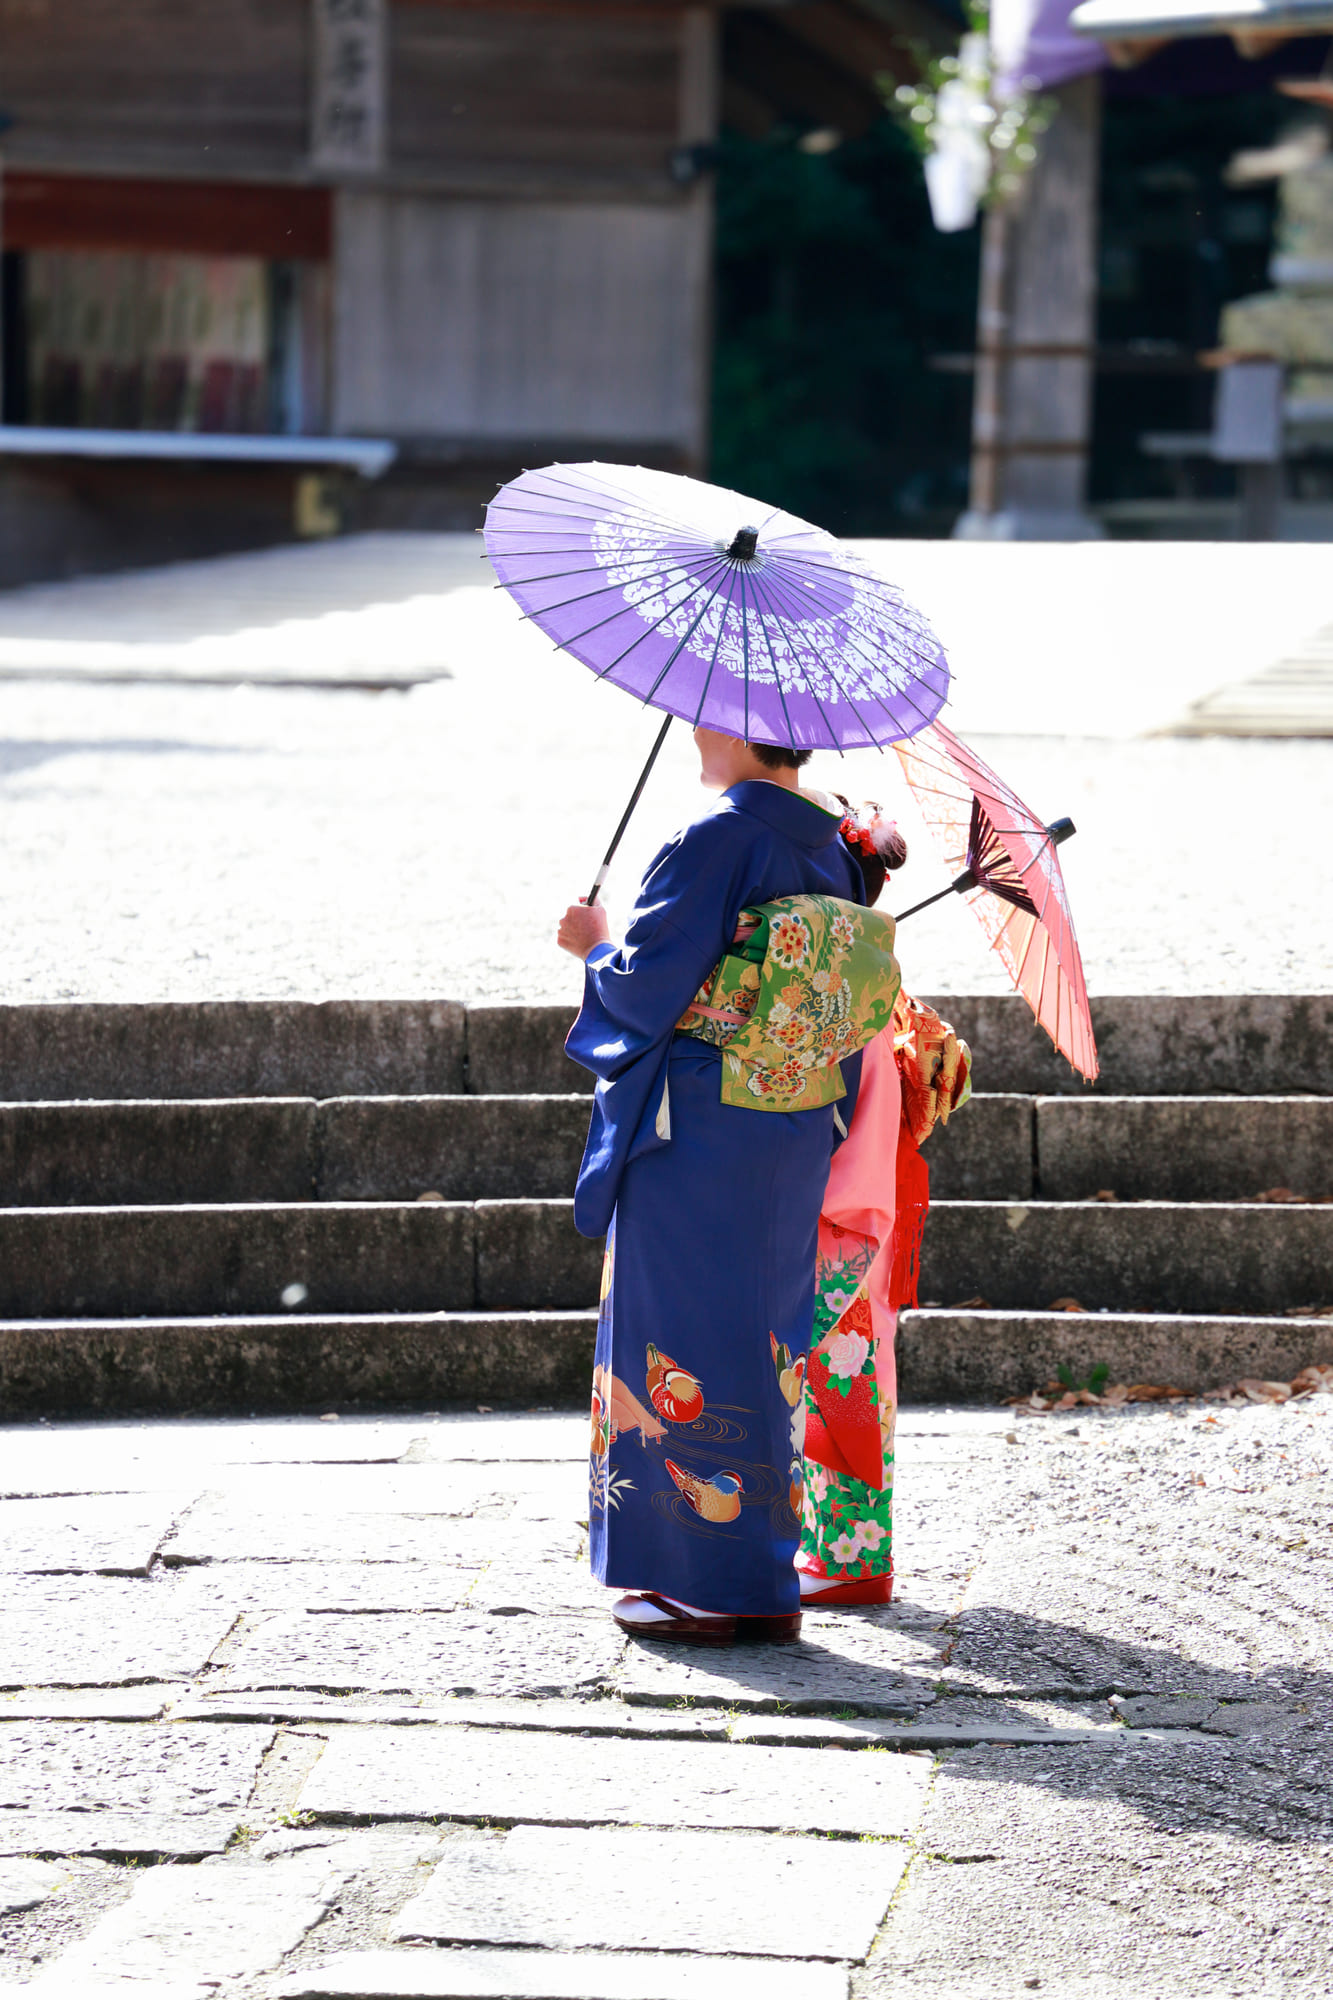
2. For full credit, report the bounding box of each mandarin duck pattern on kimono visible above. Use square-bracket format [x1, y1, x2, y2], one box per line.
[644, 1345, 705, 1424]
[664, 1460, 745, 1523]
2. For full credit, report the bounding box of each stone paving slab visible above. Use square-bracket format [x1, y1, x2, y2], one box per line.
[0, 1578, 242, 1686]
[35, 1853, 345, 1990]
[463, 1557, 607, 1617]
[221, 1614, 623, 1699]
[0, 1494, 188, 1573]
[620, 1609, 943, 1715]
[190, 1462, 588, 1522]
[728, 1717, 1108, 1749]
[158, 1560, 473, 1614]
[299, 1724, 931, 1837]
[393, 1824, 908, 1959]
[274, 1947, 851, 2000]
[403, 1416, 586, 1463]
[0, 1856, 70, 1914]
[167, 1503, 583, 1567]
[0, 1419, 435, 1491]
[34, 1979, 209, 2000]
[0, 1723, 273, 1857]
[0, 1686, 183, 1720]
[179, 1695, 731, 1738]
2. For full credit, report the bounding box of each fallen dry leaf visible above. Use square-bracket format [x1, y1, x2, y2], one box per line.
[1048, 1296, 1087, 1313]
[953, 1296, 991, 1309]
[1001, 1358, 1333, 1415]
[1093, 1190, 1119, 1202]
[1237, 1378, 1292, 1404]
[1253, 1187, 1306, 1203]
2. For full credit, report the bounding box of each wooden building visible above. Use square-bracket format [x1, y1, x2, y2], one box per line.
[0, 0, 729, 577]
[0, 0, 953, 580]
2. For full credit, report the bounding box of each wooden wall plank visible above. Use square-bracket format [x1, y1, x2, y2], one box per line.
[389, 3, 681, 177]
[0, 0, 309, 178]
[332, 190, 709, 451]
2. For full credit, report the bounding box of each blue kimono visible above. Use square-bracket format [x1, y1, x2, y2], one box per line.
[567, 781, 865, 1617]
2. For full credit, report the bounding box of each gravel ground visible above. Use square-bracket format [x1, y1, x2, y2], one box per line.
[0, 1393, 1328, 1996]
[0, 535, 1331, 1006]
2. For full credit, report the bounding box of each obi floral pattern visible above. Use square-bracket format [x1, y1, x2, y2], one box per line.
[677, 894, 901, 1113]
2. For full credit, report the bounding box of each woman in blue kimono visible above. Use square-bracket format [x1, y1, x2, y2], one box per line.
[558, 725, 867, 1645]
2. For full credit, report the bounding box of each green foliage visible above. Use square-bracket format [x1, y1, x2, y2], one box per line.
[884, 0, 1056, 208]
[1056, 1360, 1111, 1395]
[710, 120, 978, 535]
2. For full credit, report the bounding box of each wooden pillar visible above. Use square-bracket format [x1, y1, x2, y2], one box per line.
[955, 73, 1103, 539]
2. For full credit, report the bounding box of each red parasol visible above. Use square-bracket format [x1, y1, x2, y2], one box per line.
[891, 721, 1099, 1083]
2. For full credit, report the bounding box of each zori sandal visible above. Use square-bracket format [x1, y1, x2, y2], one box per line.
[612, 1593, 802, 1645]
[797, 1570, 893, 1606]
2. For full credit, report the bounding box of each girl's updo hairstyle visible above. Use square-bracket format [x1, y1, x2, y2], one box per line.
[750, 742, 814, 770]
[832, 794, 908, 908]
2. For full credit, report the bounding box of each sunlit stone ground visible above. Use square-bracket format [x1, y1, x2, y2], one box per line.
[1, 534, 1330, 1004]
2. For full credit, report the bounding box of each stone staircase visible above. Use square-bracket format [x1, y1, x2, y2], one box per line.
[1, 996, 1330, 1415]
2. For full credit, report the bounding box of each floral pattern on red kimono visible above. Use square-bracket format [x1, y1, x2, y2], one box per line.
[799, 1027, 904, 1584]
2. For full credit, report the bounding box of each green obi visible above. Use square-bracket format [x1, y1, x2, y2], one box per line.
[677, 894, 902, 1112]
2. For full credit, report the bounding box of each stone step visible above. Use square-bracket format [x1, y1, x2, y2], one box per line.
[3, 996, 1330, 1099]
[0, 1198, 1328, 1320]
[920, 1198, 1332, 1317]
[0, 1096, 592, 1206]
[0, 1311, 598, 1418]
[0, 1306, 1319, 1417]
[5, 1092, 1328, 1208]
[0, 1091, 1023, 1205]
[0, 1200, 592, 1317]
[1028, 1094, 1333, 1202]
[898, 1309, 1331, 1403]
[472, 994, 1333, 1098]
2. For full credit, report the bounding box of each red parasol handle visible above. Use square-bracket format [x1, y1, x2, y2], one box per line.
[895, 816, 1075, 924]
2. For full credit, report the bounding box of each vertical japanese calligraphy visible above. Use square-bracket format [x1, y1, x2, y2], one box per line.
[310, 0, 385, 174]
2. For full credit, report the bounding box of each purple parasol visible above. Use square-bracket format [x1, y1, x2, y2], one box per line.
[483, 461, 953, 898]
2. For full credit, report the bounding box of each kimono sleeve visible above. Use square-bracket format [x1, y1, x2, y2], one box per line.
[565, 813, 745, 1083]
[566, 808, 754, 1238]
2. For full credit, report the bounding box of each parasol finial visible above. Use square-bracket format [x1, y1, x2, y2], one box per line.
[726, 525, 759, 561]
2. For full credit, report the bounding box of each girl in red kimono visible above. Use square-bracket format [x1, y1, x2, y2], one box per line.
[798, 801, 971, 1605]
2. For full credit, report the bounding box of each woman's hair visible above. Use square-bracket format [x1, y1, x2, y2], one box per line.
[750, 742, 814, 770]
[832, 794, 908, 907]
